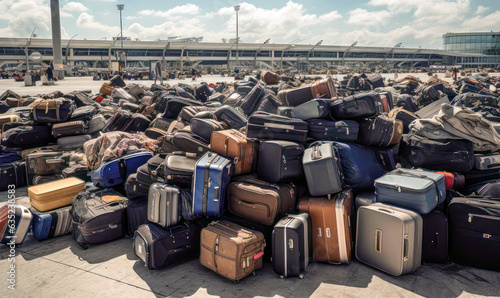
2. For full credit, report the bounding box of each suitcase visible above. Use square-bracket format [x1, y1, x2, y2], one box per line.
[57, 135, 91, 151]
[160, 96, 202, 119]
[378, 91, 394, 113]
[396, 94, 418, 113]
[278, 86, 314, 107]
[0, 205, 32, 244]
[375, 168, 445, 215]
[298, 190, 353, 264]
[30, 174, 63, 186]
[0, 152, 21, 164]
[52, 121, 86, 138]
[307, 119, 359, 142]
[448, 197, 500, 271]
[227, 177, 297, 225]
[356, 203, 422, 276]
[387, 107, 419, 134]
[414, 96, 450, 119]
[199, 220, 265, 281]
[99, 82, 115, 96]
[330, 92, 382, 120]
[28, 177, 85, 212]
[110, 75, 126, 87]
[87, 114, 106, 134]
[355, 192, 377, 210]
[277, 107, 294, 118]
[71, 189, 128, 249]
[190, 118, 228, 142]
[163, 151, 198, 188]
[31, 98, 76, 123]
[400, 134, 474, 173]
[192, 152, 234, 217]
[68, 105, 98, 122]
[272, 213, 311, 278]
[293, 99, 331, 121]
[303, 142, 343, 196]
[257, 140, 304, 183]
[148, 183, 181, 228]
[160, 132, 210, 155]
[146, 153, 166, 176]
[126, 199, 148, 235]
[421, 209, 448, 263]
[145, 127, 169, 140]
[240, 82, 265, 115]
[1, 125, 52, 149]
[261, 70, 279, 84]
[0, 161, 27, 191]
[62, 164, 91, 182]
[102, 110, 133, 132]
[357, 115, 403, 147]
[91, 151, 153, 187]
[26, 151, 69, 176]
[474, 153, 500, 170]
[30, 206, 72, 241]
[366, 74, 385, 89]
[222, 92, 243, 107]
[210, 129, 257, 175]
[0, 115, 20, 128]
[127, 171, 153, 197]
[476, 181, 500, 198]
[179, 106, 216, 122]
[247, 112, 308, 143]
[123, 114, 151, 133]
[256, 93, 281, 114]
[134, 222, 201, 270]
[435, 171, 465, 190]
[149, 117, 175, 131]
[214, 105, 247, 130]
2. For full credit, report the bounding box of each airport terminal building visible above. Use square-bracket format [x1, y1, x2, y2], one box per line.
[1, 32, 499, 73]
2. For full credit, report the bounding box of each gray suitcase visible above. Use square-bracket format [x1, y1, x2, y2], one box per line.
[374, 168, 445, 215]
[414, 96, 450, 119]
[302, 142, 343, 196]
[147, 183, 180, 228]
[356, 203, 422, 276]
[87, 114, 106, 134]
[474, 153, 500, 170]
[57, 135, 91, 151]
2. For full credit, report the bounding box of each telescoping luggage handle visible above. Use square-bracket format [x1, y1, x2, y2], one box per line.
[202, 153, 220, 215]
[389, 170, 443, 202]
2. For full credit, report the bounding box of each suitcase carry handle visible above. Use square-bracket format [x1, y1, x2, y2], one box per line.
[391, 170, 442, 202]
[311, 145, 322, 160]
[46, 158, 66, 164]
[172, 151, 197, 158]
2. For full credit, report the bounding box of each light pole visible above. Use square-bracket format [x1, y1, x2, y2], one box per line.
[281, 44, 294, 72]
[342, 41, 358, 66]
[254, 38, 270, 69]
[117, 4, 124, 75]
[24, 27, 36, 74]
[234, 5, 240, 71]
[65, 34, 77, 68]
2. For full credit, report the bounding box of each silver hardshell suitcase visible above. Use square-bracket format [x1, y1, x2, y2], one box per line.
[87, 114, 106, 134]
[355, 203, 422, 276]
[474, 153, 500, 170]
[302, 142, 343, 196]
[147, 183, 180, 228]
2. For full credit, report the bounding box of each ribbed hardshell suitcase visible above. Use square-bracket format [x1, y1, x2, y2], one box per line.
[257, 140, 304, 183]
[375, 168, 445, 214]
[91, 151, 153, 187]
[298, 190, 353, 264]
[448, 197, 500, 271]
[356, 203, 422, 276]
[30, 206, 72, 240]
[192, 152, 233, 217]
[272, 213, 311, 278]
[199, 220, 265, 281]
[210, 129, 257, 175]
[134, 222, 201, 270]
[148, 183, 180, 228]
[0, 205, 32, 244]
[303, 142, 343, 197]
[227, 177, 297, 225]
[28, 177, 85, 212]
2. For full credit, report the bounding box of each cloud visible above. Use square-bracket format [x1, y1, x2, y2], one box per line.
[347, 8, 391, 26]
[476, 5, 489, 15]
[462, 11, 500, 31]
[62, 2, 88, 12]
[138, 4, 201, 19]
[76, 12, 119, 35]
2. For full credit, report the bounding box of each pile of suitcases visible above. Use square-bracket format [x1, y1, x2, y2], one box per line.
[0, 70, 499, 282]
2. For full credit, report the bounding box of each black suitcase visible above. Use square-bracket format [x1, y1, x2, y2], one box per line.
[247, 112, 308, 143]
[357, 115, 403, 147]
[52, 121, 86, 138]
[1, 125, 52, 149]
[330, 92, 382, 120]
[31, 99, 76, 123]
[123, 114, 151, 133]
[145, 127, 168, 140]
[69, 105, 98, 122]
[126, 199, 148, 236]
[388, 108, 419, 134]
[150, 117, 175, 131]
[163, 151, 198, 187]
[61, 164, 90, 182]
[293, 99, 331, 121]
[396, 94, 418, 113]
[102, 110, 133, 132]
[136, 164, 162, 186]
[214, 105, 247, 129]
[160, 96, 202, 119]
[146, 153, 166, 176]
[240, 82, 265, 115]
[451, 92, 498, 109]
[71, 189, 128, 249]
[272, 213, 311, 278]
[307, 119, 359, 142]
[421, 209, 448, 263]
[256, 92, 281, 114]
[110, 75, 126, 87]
[26, 151, 69, 176]
[277, 106, 294, 118]
[190, 118, 228, 142]
[366, 74, 385, 88]
[400, 134, 475, 173]
[195, 84, 211, 102]
[448, 197, 500, 271]
[0, 161, 26, 191]
[160, 132, 210, 155]
[125, 173, 151, 200]
[64, 92, 95, 108]
[257, 140, 304, 183]
[133, 222, 201, 270]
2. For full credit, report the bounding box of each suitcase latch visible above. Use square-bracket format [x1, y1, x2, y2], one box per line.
[288, 238, 294, 253]
[326, 228, 331, 238]
[483, 233, 491, 239]
[317, 228, 322, 238]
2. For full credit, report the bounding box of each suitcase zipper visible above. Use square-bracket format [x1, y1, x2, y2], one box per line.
[233, 196, 271, 217]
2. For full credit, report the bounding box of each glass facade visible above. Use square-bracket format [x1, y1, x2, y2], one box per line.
[443, 32, 500, 55]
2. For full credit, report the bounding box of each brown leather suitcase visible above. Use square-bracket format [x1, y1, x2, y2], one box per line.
[261, 71, 279, 85]
[210, 129, 257, 175]
[28, 177, 86, 212]
[200, 220, 265, 281]
[227, 176, 297, 225]
[298, 189, 353, 264]
[99, 82, 115, 96]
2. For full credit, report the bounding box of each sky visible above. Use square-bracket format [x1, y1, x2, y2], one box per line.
[0, 0, 499, 49]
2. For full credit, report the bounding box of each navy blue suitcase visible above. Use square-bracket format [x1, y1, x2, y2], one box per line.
[31, 206, 72, 240]
[396, 94, 418, 113]
[0, 152, 21, 164]
[91, 151, 153, 187]
[192, 152, 234, 217]
[307, 119, 359, 142]
[0, 161, 26, 191]
[330, 92, 382, 120]
[126, 199, 148, 236]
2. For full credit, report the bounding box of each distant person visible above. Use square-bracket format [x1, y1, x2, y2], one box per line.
[452, 68, 458, 81]
[46, 66, 53, 81]
[191, 68, 197, 81]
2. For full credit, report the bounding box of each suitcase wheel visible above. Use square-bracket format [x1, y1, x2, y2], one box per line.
[299, 274, 304, 279]
[251, 271, 256, 277]
[280, 275, 284, 279]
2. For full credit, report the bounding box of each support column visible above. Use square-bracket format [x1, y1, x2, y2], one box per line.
[50, 0, 64, 79]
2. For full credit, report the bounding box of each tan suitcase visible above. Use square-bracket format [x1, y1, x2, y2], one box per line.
[210, 129, 257, 175]
[200, 220, 265, 281]
[28, 177, 85, 212]
[99, 82, 115, 96]
[298, 190, 353, 264]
